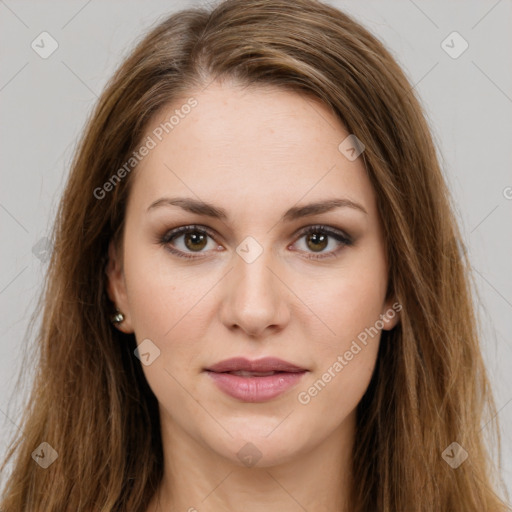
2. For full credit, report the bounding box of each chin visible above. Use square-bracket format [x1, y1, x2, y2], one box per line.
[201, 418, 317, 469]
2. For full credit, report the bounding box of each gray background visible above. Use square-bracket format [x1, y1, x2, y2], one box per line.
[1, 0, 511, 500]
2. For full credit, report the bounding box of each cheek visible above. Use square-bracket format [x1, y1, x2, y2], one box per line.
[293, 338, 379, 449]
[124, 241, 202, 335]
[122, 246, 213, 422]
[122, 242, 221, 376]
[290, 247, 386, 415]
[293, 252, 388, 356]
[293, 272, 385, 432]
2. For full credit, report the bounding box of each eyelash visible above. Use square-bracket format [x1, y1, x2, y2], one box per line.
[159, 224, 353, 261]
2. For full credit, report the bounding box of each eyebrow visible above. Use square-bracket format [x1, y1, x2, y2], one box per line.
[146, 196, 368, 221]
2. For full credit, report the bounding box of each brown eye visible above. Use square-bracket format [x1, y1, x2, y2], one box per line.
[293, 225, 353, 260]
[305, 232, 328, 252]
[184, 232, 208, 251]
[160, 225, 219, 259]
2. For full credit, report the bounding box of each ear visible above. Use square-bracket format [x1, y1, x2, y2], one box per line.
[380, 296, 401, 331]
[105, 238, 134, 333]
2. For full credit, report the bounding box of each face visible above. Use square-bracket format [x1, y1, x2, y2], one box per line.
[107, 81, 399, 468]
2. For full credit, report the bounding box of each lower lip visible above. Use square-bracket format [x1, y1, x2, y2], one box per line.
[206, 371, 307, 402]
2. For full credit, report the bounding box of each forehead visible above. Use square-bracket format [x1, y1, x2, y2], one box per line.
[128, 82, 377, 220]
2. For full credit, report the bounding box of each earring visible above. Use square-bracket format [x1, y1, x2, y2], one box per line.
[110, 309, 125, 325]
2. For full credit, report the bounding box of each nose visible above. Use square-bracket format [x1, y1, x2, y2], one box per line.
[218, 244, 291, 338]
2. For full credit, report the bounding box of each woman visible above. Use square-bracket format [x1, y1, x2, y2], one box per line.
[1, 0, 509, 510]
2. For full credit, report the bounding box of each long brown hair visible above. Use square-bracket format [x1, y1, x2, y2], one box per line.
[1, 0, 509, 510]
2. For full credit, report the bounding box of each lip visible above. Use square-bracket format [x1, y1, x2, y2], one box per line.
[205, 357, 306, 373]
[204, 357, 308, 403]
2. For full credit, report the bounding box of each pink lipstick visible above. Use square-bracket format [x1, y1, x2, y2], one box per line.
[204, 357, 307, 402]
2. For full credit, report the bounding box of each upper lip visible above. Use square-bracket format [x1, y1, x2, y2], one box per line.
[205, 357, 307, 373]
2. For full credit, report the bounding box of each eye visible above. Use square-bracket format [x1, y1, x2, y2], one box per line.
[292, 225, 352, 260]
[159, 225, 220, 259]
[159, 224, 352, 260]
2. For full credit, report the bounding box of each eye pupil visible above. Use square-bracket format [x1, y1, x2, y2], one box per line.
[306, 232, 328, 252]
[184, 232, 207, 251]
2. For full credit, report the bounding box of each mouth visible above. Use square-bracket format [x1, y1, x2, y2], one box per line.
[204, 357, 308, 402]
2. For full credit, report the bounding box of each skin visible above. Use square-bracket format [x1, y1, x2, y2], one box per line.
[107, 81, 399, 512]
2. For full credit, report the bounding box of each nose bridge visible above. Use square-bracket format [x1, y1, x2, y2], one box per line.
[235, 242, 275, 298]
[220, 236, 289, 336]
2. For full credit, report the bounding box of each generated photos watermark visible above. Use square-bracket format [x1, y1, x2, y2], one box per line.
[297, 302, 402, 405]
[93, 97, 198, 200]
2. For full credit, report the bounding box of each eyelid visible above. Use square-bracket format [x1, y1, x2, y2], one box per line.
[293, 224, 352, 244]
[160, 224, 218, 244]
